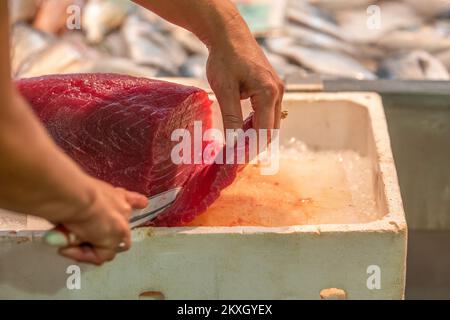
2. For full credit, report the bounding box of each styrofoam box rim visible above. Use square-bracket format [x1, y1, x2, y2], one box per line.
[0, 92, 406, 240]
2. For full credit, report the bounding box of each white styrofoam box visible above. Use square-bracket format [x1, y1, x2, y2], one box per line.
[0, 92, 407, 299]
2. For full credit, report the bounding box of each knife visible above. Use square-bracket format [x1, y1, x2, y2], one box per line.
[43, 188, 182, 247]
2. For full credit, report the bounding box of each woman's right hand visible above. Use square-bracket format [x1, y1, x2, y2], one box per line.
[55, 178, 148, 265]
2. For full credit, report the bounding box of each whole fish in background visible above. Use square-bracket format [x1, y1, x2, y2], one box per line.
[307, 0, 373, 11]
[134, 7, 203, 65]
[16, 31, 158, 79]
[378, 50, 450, 80]
[335, 2, 423, 44]
[64, 26, 129, 58]
[285, 24, 359, 56]
[436, 49, 450, 71]
[99, 30, 129, 57]
[7, 0, 450, 81]
[402, 0, 450, 18]
[434, 19, 450, 37]
[82, 0, 134, 44]
[263, 49, 308, 79]
[16, 29, 112, 78]
[81, 57, 158, 78]
[16, 41, 92, 78]
[376, 25, 450, 53]
[11, 23, 53, 77]
[287, 1, 343, 40]
[437, 9, 450, 19]
[179, 54, 208, 79]
[267, 37, 376, 80]
[169, 28, 208, 56]
[9, 0, 39, 24]
[60, 29, 92, 48]
[136, 7, 178, 33]
[34, 0, 85, 34]
[136, 7, 208, 54]
[122, 15, 187, 75]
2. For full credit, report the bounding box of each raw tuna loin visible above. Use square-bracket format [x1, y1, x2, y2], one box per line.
[16, 73, 249, 226]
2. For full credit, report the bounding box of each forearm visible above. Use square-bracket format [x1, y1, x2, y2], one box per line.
[0, 2, 93, 222]
[132, 0, 253, 49]
[133, 0, 282, 130]
[0, 91, 94, 222]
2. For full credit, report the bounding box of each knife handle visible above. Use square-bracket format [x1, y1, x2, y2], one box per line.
[44, 225, 79, 247]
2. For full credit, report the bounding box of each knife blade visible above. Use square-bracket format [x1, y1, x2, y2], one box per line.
[43, 188, 182, 247]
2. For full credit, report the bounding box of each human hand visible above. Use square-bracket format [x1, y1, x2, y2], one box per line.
[205, 16, 284, 130]
[55, 178, 148, 265]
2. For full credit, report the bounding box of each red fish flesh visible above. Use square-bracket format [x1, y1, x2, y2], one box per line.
[16, 73, 250, 226]
[151, 116, 253, 226]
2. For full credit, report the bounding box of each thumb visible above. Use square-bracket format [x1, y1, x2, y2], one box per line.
[213, 83, 243, 130]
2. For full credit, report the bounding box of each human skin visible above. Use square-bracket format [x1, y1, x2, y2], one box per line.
[0, 0, 283, 265]
[0, 2, 148, 265]
[133, 0, 284, 130]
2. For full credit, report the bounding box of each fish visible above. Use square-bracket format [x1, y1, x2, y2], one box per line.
[82, 0, 134, 44]
[287, 1, 343, 40]
[98, 30, 129, 57]
[169, 27, 208, 56]
[402, 0, 450, 18]
[437, 9, 450, 19]
[16, 74, 211, 225]
[436, 49, 450, 72]
[263, 48, 308, 79]
[179, 54, 208, 79]
[9, 0, 450, 82]
[136, 6, 177, 33]
[10, 23, 54, 78]
[434, 19, 450, 37]
[376, 25, 450, 53]
[121, 15, 187, 74]
[285, 24, 359, 55]
[378, 50, 450, 80]
[306, 0, 374, 11]
[335, 2, 423, 44]
[34, 0, 85, 34]
[8, 0, 39, 24]
[16, 34, 158, 79]
[80, 57, 158, 78]
[17, 74, 255, 227]
[15, 41, 89, 78]
[267, 37, 376, 80]
[151, 115, 254, 227]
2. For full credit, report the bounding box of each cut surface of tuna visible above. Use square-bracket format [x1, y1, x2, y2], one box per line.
[150, 116, 253, 226]
[17, 73, 241, 226]
[16, 74, 212, 225]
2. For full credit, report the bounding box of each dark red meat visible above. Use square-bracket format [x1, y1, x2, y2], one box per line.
[16, 73, 251, 227]
[151, 116, 253, 226]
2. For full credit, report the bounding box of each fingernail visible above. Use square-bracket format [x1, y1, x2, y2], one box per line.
[44, 230, 69, 247]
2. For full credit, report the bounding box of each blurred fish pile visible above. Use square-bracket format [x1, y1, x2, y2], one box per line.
[9, 0, 450, 81]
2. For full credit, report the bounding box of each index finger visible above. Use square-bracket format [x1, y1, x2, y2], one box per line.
[124, 191, 148, 209]
[213, 82, 243, 130]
